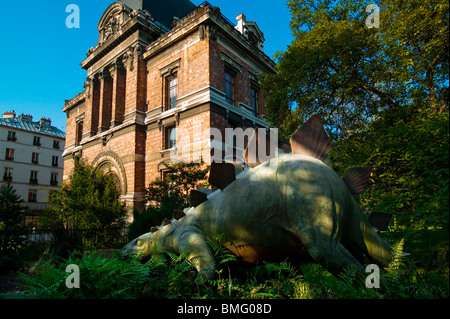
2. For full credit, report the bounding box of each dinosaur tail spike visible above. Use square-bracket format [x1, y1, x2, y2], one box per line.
[290, 114, 331, 161]
[342, 166, 372, 195]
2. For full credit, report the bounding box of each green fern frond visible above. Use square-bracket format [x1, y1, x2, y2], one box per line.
[166, 251, 182, 263]
[387, 238, 405, 271]
[206, 240, 223, 255]
[206, 236, 237, 266]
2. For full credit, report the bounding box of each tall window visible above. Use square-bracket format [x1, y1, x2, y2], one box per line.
[33, 136, 41, 146]
[166, 126, 176, 150]
[50, 172, 59, 186]
[32, 152, 39, 164]
[251, 87, 259, 116]
[166, 75, 178, 110]
[225, 71, 235, 104]
[7, 131, 16, 141]
[28, 189, 37, 203]
[76, 120, 83, 145]
[53, 140, 60, 149]
[30, 170, 38, 184]
[5, 148, 14, 161]
[52, 156, 59, 167]
[3, 167, 13, 182]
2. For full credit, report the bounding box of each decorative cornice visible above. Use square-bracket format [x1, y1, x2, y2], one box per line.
[221, 52, 243, 74]
[159, 58, 181, 77]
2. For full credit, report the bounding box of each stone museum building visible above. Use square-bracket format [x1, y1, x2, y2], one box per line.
[62, 0, 276, 213]
[0, 111, 65, 226]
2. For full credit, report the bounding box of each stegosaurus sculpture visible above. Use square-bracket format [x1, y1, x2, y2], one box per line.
[122, 115, 392, 283]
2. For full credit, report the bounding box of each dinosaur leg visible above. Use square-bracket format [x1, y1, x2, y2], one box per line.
[298, 230, 364, 277]
[178, 232, 217, 284]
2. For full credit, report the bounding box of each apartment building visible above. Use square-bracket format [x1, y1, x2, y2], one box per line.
[0, 111, 65, 226]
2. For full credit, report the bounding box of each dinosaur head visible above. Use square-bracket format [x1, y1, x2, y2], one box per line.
[121, 231, 158, 259]
[121, 210, 187, 259]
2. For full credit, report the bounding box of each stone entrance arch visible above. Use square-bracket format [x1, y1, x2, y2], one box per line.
[92, 150, 127, 195]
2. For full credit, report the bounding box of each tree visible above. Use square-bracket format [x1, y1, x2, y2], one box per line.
[43, 160, 127, 250]
[260, 0, 449, 228]
[146, 161, 210, 209]
[332, 108, 449, 228]
[129, 162, 210, 239]
[0, 183, 28, 273]
[261, 0, 448, 139]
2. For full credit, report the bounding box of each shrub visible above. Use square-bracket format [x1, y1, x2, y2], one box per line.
[0, 183, 28, 274]
[42, 160, 127, 254]
[19, 250, 149, 299]
[18, 237, 449, 299]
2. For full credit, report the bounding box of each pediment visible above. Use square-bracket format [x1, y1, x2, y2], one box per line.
[97, 2, 131, 45]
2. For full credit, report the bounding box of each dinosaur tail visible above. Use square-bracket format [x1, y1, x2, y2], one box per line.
[340, 166, 393, 267]
[355, 210, 393, 267]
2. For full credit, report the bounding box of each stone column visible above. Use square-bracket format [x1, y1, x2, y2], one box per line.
[123, 43, 147, 118]
[98, 68, 113, 133]
[82, 75, 100, 139]
[110, 58, 126, 127]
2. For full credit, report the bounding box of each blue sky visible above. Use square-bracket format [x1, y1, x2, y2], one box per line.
[0, 0, 294, 132]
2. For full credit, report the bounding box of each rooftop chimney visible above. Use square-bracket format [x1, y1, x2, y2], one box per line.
[19, 113, 33, 122]
[2, 111, 16, 119]
[40, 117, 52, 127]
[235, 13, 246, 35]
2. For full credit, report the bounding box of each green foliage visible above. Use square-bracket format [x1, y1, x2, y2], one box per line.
[128, 197, 179, 239]
[0, 182, 28, 274]
[42, 160, 127, 253]
[19, 250, 149, 299]
[331, 109, 449, 229]
[262, 0, 448, 138]
[145, 161, 210, 209]
[261, 0, 449, 231]
[207, 233, 237, 267]
[128, 161, 210, 239]
[17, 236, 448, 299]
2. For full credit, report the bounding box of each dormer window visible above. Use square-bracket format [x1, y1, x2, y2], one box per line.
[248, 32, 258, 47]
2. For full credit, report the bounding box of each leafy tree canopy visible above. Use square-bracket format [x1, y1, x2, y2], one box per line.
[261, 0, 448, 139]
[146, 161, 210, 209]
[43, 160, 126, 231]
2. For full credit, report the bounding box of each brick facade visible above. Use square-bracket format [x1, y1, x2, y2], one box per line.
[62, 1, 275, 218]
